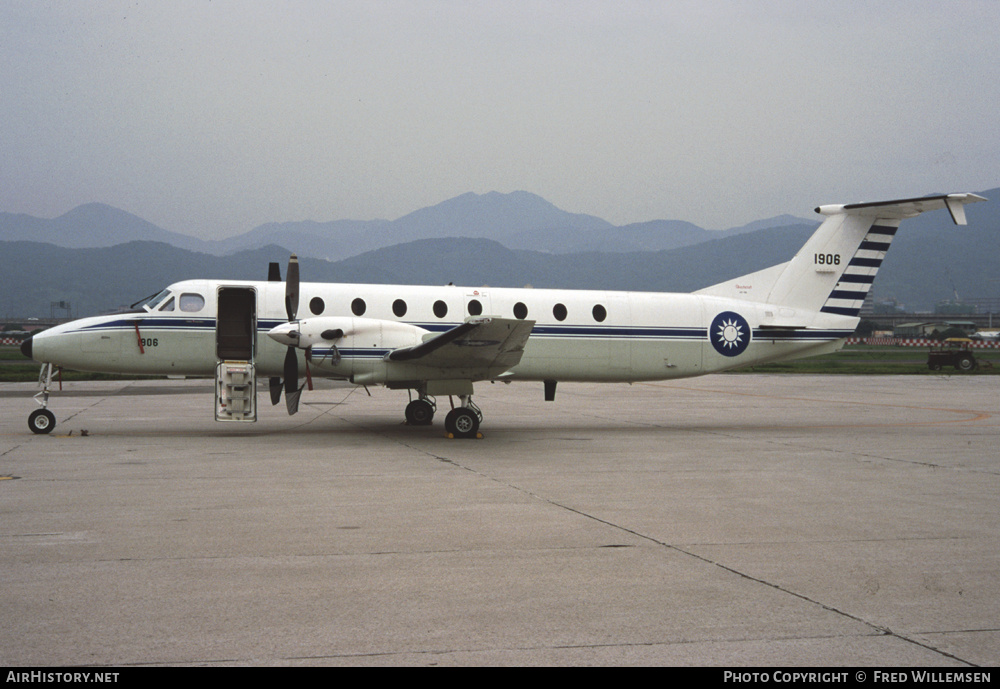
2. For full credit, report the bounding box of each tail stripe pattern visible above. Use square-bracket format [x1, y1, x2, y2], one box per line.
[819, 222, 898, 317]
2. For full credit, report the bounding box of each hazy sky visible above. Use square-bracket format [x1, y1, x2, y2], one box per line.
[3, 0, 998, 238]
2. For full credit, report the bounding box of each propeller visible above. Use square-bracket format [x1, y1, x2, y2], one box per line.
[282, 255, 303, 415]
[267, 255, 343, 414]
[266, 255, 307, 415]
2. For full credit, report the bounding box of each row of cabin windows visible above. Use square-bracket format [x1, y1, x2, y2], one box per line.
[308, 296, 608, 323]
[156, 292, 608, 323]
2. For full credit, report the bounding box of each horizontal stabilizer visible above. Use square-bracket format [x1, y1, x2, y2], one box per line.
[815, 193, 986, 225]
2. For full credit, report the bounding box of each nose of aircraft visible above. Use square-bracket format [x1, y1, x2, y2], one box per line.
[20, 336, 33, 360]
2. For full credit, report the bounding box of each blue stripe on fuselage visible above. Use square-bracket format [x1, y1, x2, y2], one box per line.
[65, 316, 848, 345]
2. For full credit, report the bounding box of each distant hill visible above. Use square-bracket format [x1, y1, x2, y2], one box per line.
[0, 241, 300, 318]
[0, 191, 815, 260]
[0, 203, 212, 253]
[0, 212, 977, 319]
[0, 231, 814, 318]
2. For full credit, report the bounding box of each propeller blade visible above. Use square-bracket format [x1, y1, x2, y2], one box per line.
[267, 262, 281, 282]
[285, 347, 302, 415]
[283, 346, 298, 395]
[285, 386, 303, 416]
[269, 376, 282, 406]
[285, 254, 299, 322]
[283, 346, 300, 414]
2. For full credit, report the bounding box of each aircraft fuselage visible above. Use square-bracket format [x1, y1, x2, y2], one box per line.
[27, 279, 853, 385]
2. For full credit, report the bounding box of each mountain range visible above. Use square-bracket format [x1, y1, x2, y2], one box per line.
[1, 188, 998, 319]
[0, 190, 812, 258]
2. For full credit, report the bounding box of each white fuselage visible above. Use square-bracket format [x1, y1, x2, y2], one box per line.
[28, 279, 854, 385]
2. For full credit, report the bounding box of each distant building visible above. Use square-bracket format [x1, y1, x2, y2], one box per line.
[934, 300, 976, 315]
[893, 322, 935, 338]
[893, 321, 976, 338]
[873, 298, 906, 315]
[942, 321, 977, 335]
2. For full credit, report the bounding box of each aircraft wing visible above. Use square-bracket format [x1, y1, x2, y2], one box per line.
[386, 317, 535, 372]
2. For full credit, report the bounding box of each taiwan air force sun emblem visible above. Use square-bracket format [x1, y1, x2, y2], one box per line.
[710, 311, 751, 357]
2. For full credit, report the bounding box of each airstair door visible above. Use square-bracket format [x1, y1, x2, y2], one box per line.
[215, 287, 258, 422]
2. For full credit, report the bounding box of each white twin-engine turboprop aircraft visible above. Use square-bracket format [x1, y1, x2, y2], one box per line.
[21, 193, 985, 437]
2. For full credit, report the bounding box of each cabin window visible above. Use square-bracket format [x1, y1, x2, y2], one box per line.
[513, 302, 528, 319]
[158, 297, 175, 312]
[393, 299, 407, 317]
[352, 298, 366, 316]
[592, 304, 607, 322]
[553, 303, 567, 321]
[433, 300, 448, 318]
[468, 299, 483, 316]
[309, 297, 325, 315]
[179, 293, 205, 312]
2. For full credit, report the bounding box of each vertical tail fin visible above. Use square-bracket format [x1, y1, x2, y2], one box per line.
[816, 219, 899, 317]
[696, 193, 986, 314]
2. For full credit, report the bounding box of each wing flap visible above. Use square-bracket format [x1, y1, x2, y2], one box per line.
[386, 317, 535, 372]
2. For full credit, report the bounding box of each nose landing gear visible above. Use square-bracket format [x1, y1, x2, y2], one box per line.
[28, 363, 58, 435]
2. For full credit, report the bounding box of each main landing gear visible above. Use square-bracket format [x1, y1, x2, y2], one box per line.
[444, 397, 482, 439]
[404, 396, 436, 426]
[28, 363, 57, 435]
[403, 392, 483, 439]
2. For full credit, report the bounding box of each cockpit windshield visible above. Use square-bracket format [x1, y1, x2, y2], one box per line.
[130, 289, 171, 312]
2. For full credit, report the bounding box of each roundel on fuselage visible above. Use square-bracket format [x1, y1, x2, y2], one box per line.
[710, 311, 751, 357]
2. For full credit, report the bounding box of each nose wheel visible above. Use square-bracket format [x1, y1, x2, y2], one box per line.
[29, 408, 56, 435]
[28, 363, 58, 434]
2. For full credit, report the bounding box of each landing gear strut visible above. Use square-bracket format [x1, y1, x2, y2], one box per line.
[444, 396, 483, 439]
[29, 363, 57, 434]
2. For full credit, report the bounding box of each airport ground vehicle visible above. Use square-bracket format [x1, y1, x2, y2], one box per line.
[927, 338, 977, 371]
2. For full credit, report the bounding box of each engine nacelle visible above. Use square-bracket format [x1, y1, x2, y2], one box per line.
[268, 317, 430, 369]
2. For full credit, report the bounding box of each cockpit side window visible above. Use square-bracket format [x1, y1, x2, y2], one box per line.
[135, 288, 171, 312]
[158, 297, 175, 312]
[179, 293, 205, 312]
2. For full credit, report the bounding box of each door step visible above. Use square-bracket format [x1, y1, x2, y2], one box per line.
[215, 361, 257, 422]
